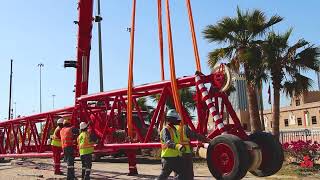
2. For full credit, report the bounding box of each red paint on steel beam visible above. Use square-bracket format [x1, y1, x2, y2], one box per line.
[144, 88, 168, 143]
[75, 0, 94, 98]
[98, 141, 202, 149]
[78, 75, 200, 101]
[0, 153, 53, 158]
[0, 106, 74, 126]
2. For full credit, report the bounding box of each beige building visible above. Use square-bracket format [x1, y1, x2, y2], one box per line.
[263, 91, 320, 131]
[220, 91, 320, 132]
[206, 73, 320, 132]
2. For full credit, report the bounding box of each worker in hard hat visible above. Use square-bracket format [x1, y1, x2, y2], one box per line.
[50, 118, 64, 175]
[77, 121, 97, 180]
[157, 109, 186, 180]
[60, 119, 78, 180]
[175, 116, 210, 180]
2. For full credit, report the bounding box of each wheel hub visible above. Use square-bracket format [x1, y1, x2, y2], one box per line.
[211, 143, 235, 175]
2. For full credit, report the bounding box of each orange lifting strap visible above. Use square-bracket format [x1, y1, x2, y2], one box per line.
[127, 0, 137, 138]
[165, 0, 202, 141]
[164, 0, 184, 141]
[127, 0, 202, 140]
[158, 0, 165, 81]
[186, 0, 202, 72]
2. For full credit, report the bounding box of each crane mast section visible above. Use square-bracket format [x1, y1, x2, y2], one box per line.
[75, 0, 94, 99]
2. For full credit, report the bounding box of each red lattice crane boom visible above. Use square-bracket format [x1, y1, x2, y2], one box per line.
[0, 1, 284, 179]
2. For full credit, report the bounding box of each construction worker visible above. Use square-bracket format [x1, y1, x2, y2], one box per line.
[60, 119, 78, 180]
[157, 109, 186, 180]
[77, 122, 97, 180]
[51, 118, 64, 175]
[126, 150, 138, 176]
[175, 121, 210, 180]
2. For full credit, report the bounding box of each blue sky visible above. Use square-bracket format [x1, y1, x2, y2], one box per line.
[0, 1, 319, 120]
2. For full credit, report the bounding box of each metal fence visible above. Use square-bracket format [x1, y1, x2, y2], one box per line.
[279, 129, 320, 144]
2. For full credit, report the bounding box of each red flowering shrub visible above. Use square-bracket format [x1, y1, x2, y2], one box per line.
[300, 155, 313, 168]
[282, 140, 320, 165]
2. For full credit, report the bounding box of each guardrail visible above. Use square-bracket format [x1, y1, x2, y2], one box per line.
[279, 129, 320, 144]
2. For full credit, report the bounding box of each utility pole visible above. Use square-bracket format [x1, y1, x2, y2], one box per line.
[96, 0, 104, 92]
[14, 102, 17, 118]
[52, 94, 56, 109]
[37, 63, 44, 113]
[8, 59, 13, 120]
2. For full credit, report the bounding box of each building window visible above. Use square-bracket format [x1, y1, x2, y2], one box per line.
[312, 116, 317, 125]
[284, 119, 289, 127]
[295, 99, 300, 106]
[297, 118, 302, 126]
[270, 121, 273, 128]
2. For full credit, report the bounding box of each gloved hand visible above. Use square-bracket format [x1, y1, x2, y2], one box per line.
[47, 138, 52, 145]
[175, 144, 186, 152]
[87, 120, 93, 126]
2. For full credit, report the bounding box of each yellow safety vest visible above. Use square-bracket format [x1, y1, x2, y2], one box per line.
[175, 125, 191, 154]
[77, 131, 94, 155]
[51, 127, 62, 147]
[160, 126, 181, 158]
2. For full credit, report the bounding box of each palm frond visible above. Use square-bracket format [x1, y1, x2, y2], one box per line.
[137, 97, 154, 112]
[150, 94, 161, 103]
[207, 47, 234, 68]
[282, 73, 313, 97]
[286, 39, 309, 60]
[295, 46, 320, 71]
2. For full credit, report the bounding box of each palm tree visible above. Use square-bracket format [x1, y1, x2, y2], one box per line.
[262, 29, 320, 138]
[136, 97, 154, 125]
[150, 87, 196, 117]
[203, 7, 283, 132]
[137, 97, 154, 113]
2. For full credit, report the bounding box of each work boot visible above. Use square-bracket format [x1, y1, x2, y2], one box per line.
[54, 171, 64, 175]
[81, 168, 86, 179]
[127, 168, 138, 176]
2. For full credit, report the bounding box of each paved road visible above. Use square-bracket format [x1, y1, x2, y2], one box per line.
[0, 157, 314, 180]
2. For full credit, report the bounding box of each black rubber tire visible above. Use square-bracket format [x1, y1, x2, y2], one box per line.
[207, 134, 250, 180]
[249, 132, 284, 177]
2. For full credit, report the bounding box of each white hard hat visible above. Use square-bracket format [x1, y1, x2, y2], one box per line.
[166, 109, 181, 120]
[80, 122, 88, 130]
[57, 118, 64, 124]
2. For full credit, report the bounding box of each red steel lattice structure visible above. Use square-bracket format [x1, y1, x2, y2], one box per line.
[0, 0, 284, 179]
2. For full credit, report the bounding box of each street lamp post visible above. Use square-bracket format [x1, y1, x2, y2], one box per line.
[37, 63, 44, 113]
[8, 59, 13, 120]
[14, 102, 17, 118]
[52, 94, 56, 109]
[96, 0, 104, 92]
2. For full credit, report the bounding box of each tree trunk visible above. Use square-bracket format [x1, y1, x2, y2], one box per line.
[272, 85, 280, 140]
[259, 87, 265, 131]
[246, 83, 262, 132]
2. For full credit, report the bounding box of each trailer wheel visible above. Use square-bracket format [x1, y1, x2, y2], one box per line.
[207, 134, 250, 180]
[249, 132, 284, 177]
